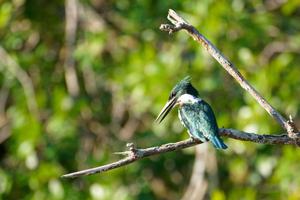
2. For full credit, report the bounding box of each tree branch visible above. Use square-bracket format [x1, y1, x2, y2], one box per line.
[61, 128, 297, 178]
[160, 9, 299, 138]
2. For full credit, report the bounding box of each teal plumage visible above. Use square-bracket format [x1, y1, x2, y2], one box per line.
[179, 100, 227, 149]
[156, 76, 227, 149]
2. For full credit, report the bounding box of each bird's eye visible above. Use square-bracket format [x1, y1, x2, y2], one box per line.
[169, 91, 175, 100]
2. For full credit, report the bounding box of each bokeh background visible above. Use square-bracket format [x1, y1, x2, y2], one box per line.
[1, 0, 300, 199]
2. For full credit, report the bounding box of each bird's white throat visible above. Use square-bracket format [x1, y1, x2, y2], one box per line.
[177, 94, 201, 105]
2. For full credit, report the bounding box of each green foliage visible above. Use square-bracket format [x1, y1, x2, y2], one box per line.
[0, 0, 300, 199]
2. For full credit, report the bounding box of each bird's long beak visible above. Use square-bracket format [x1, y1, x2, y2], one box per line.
[155, 97, 177, 123]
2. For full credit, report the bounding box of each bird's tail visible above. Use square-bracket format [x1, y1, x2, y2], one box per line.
[210, 136, 227, 149]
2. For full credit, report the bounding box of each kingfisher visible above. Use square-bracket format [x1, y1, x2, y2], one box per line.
[156, 76, 227, 149]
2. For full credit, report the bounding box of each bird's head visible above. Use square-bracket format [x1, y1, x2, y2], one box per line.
[156, 76, 198, 123]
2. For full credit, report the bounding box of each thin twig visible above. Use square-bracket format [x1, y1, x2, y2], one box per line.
[160, 9, 299, 138]
[61, 128, 298, 178]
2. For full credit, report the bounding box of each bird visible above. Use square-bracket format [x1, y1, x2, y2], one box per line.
[156, 76, 227, 149]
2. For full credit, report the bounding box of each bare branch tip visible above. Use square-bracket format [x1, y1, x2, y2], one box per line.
[288, 115, 294, 122]
[286, 115, 299, 139]
[126, 142, 136, 151]
[61, 175, 69, 178]
[167, 9, 188, 25]
[168, 9, 180, 20]
[113, 151, 131, 156]
[159, 24, 177, 34]
[168, 9, 176, 14]
[61, 173, 74, 179]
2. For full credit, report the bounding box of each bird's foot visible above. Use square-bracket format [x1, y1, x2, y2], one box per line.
[190, 136, 203, 144]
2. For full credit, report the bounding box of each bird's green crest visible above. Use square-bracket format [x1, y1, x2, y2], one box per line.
[168, 76, 198, 100]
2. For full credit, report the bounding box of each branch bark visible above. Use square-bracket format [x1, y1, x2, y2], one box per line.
[62, 128, 298, 178]
[160, 9, 299, 138]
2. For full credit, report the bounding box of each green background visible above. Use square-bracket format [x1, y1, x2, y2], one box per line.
[0, 0, 300, 199]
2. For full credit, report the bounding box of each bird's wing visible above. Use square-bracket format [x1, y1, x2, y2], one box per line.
[179, 100, 219, 141]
